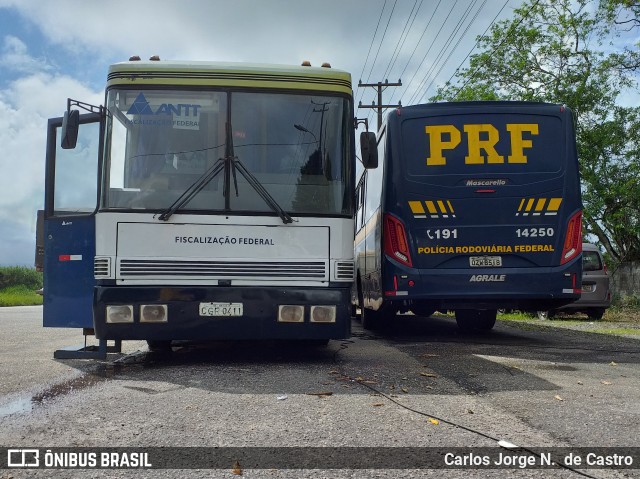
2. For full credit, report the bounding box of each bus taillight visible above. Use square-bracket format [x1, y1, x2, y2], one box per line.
[383, 214, 413, 267]
[561, 210, 582, 264]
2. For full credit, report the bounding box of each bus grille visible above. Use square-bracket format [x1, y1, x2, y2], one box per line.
[118, 259, 327, 279]
[334, 261, 355, 280]
[94, 257, 112, 278]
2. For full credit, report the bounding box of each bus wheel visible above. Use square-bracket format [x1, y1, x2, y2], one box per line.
[410, 303, 436, 318]
[147, 340, 172, 352]
[455, 309, 497, 332]
[361, 306, 384, 330]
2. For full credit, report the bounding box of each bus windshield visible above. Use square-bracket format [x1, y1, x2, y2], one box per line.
[103, 89, 351, 216]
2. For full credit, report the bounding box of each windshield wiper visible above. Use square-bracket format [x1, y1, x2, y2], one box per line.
[157, 159, 225, 221]
[158, 122, 293, 224]
[225, 121, 293, 224]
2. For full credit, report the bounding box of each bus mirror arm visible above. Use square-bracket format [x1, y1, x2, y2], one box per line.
[61, 98, 106, 149]
[360, 131, 378, 169]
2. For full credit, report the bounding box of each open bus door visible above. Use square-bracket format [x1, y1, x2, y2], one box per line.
[43, 111, 101, 333]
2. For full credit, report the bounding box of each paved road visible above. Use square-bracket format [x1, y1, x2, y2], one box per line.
[0, 306, 638, 478]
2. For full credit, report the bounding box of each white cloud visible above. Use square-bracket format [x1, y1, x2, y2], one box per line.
[0, 35, 51, 74]
[0, 71, 102, 265]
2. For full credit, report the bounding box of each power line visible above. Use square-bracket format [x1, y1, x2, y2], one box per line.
[443, 0, 511, 88]
[418, 0, 493, 103]
[357, 0, 399, 110]
[359, 0, 399, 124]
[406, 0, 481, 105]
[453, 0, 543, 97]
[397, 0, 459, 106]
[381, 0, 423, 82]
[356, 0, 388, 107]
[387, 0, 443, 105]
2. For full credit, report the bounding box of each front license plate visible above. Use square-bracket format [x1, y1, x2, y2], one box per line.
[199, 302, 243, 317]
[470, 256, 502, 267]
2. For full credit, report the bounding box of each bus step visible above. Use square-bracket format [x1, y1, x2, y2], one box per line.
[53, 339, 122, 360]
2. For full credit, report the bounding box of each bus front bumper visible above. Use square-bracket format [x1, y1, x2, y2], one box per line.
[93, 285, 351, 341]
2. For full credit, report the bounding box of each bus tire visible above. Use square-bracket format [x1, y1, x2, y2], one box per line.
[455, 309, 497, 332]
[410, 303, 436, 318]
[147, 340, 172, 352]
[361, 306, 384, 330]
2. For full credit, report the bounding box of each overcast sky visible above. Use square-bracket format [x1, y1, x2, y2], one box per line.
[0, 0, 535, 266]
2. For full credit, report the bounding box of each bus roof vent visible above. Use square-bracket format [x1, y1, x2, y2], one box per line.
[301, 60, 311, 67]
[129, 55, 141, 61]
[149, 55, 160, 61]
[321, 62, 331, 68]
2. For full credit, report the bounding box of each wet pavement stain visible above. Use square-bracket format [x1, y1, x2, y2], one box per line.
[0, 349, 157, 419]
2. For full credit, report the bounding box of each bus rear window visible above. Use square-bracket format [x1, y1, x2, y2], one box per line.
[401, 113, 564, 178]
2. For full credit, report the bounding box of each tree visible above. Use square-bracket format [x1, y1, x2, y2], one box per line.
[432, 0, 640, 264]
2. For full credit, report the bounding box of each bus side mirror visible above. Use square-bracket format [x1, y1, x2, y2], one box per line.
[360, 131, 378, 169]
[61, 110, 80, 149]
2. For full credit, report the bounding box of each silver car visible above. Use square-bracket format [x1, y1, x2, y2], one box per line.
[538, 243, 611, 320]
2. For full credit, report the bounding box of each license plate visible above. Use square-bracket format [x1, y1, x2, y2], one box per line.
[470, 256, 502, 267]
[199, 302, 243, 317]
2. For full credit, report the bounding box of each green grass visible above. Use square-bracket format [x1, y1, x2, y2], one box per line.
[0, 267, 43, 307]
[0, 285, 43, 307]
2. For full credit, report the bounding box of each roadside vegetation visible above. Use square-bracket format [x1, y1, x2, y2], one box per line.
[0, 267, 43, 307]
[498, 301, 640, 338]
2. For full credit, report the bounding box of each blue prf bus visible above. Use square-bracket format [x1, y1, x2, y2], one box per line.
[354, 101, 583, 331]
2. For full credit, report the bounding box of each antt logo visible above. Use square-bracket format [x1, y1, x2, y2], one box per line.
[425, 123, 539, 166]
[127, 92, 200, 116]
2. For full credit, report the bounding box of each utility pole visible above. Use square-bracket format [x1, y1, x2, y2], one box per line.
[358, 79, 402, 131]
[312, 100, 330, 154]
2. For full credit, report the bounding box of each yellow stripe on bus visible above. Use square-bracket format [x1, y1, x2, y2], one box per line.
[425, 201, 438, 214]
[535, 198, 547, 211]
[547, 198, 563, 211]
[408, 201, 426, 215]
[446, 200, 455, 214]
[437, 201, 447, 214]
[525, 198, 535, 212]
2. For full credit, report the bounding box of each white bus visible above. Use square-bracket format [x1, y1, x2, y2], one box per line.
[42, 58, 356, 352]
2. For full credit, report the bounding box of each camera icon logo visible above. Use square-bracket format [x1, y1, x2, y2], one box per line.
[7, 449, 40, 467]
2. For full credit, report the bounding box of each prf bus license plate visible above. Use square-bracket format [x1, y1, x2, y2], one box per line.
[199, 302, 243, 317]
[470, 256, 502, 267]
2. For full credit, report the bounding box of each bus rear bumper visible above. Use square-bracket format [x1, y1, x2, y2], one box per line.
[387, 264, 581, 311]
[93, 285, 351, 341]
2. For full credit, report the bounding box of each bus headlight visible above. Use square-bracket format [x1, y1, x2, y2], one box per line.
[140, 305, 168, 323]
[278, 305, 304, 323]
[106, 305, 133, 323]
[310, 305, 336, 323]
